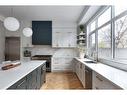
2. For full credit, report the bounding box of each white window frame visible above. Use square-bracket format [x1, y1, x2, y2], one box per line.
[86, 5, 127, 71]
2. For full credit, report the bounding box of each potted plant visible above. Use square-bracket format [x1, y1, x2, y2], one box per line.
[79, 25, 84, 34]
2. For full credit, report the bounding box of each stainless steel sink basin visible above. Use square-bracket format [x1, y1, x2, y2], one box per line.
[84, 61, 96, 63]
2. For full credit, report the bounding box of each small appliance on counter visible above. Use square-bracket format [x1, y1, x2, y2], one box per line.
[24, 50, 31, 57]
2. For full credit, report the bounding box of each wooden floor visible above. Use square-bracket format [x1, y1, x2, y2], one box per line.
[41, 72, 84, 90]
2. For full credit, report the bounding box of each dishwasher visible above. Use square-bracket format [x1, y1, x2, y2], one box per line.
[85, 66, 92, 89]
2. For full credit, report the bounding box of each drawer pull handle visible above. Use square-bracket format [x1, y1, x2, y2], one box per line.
[95, 87, 99, 89]
[17, 80, 26, 87]
[96, 76, 103, 81]
[85, 69, 89, 73]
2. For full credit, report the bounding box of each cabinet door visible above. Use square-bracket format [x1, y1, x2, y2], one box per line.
[52, 28, 76, 47]
[67, 31, 77, 47]
[27, 70, 37, 89]
[77, 62, 80, 79]
[36, 66, 41, 89]
[52, 29, 63, 47]
[40, 63, 46, 86]
[32, 70, 37, 89]
[61, 32, 69, 47]
[82, 65, 85, 88]
[75, 62, 78, 75]
[27, 72, 33, 89]
[79, 62, 83, 82]
[52, 31, 61, 47]
[72, 59, 76, 72]
[75, 62, 85, 88]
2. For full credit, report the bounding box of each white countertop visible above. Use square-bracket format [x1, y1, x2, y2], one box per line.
[0, 60, 46, 89]
[75, 58, 127, 89]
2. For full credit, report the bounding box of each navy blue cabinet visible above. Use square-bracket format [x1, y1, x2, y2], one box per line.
[32, 21, 52, 45]
[8, 63, 46, 89]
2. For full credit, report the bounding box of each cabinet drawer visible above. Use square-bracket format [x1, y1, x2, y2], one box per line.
[92, 71, 121, 89]
[8, 77, 27, 89]
[16, 77, 27, 89]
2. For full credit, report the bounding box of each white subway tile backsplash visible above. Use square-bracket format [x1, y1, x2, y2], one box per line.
[31, 45, 78, 57]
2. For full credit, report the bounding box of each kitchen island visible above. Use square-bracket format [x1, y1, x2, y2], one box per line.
[0, 60, 46, 89]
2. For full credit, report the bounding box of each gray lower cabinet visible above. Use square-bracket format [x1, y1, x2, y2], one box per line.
[41, 64, 46, 84]
[8, 63, 46, 89]
[16, 77, 27, 89]
[36, 66, 41, 89]
[27, 70, 37, 89]
[8, 77, 27, 89]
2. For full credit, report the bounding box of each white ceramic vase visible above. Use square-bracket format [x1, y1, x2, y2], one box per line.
[79, 52, 85, 59]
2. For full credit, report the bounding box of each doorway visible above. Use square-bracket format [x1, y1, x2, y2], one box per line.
[5, 37, 20, 61]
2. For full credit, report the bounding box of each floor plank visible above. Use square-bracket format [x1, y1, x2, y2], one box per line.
[41, 72, 84, 90]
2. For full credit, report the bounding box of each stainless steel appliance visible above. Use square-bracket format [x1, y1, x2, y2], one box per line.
[31, 55, 52, 72]
[5, 37, 20, 61]
[85, 66, 92, 89]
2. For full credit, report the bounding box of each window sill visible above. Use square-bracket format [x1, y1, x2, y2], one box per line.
[99, 58, 127, 72]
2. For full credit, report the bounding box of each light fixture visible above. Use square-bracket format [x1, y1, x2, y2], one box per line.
[23, 27, 33, 37]
[4, 7, 20, 31]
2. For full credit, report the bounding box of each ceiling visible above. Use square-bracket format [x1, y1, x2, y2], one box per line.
[0, 6, 85, 23]
[78, 6, 101, 24]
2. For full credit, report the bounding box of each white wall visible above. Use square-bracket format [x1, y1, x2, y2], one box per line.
[31, 45, 78, 58]
[0, 21, 5, 63]
[4, 20, 78, 60]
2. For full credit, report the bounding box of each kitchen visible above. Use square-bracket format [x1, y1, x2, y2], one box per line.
[0, 5, 127, 90]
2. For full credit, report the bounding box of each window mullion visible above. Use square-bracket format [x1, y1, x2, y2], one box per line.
[111, 6, 115, 59]
[95, 19, 98, 60]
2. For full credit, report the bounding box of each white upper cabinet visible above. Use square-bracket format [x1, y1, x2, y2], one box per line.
[52, 28, 77, 48]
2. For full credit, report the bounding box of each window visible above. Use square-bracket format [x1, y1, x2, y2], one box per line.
[98, 7, 111, 27]
[91, 21, 96, 32]
[98, 25, 111, 58]
[87, 6, 127, 60]
[87, 7, 111, 59]
[86, 5, 127, 70]
[115, 15, 127, 59]
[89, 33, 96, 57]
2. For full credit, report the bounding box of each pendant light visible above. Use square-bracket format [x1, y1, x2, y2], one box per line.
[23, 27, 33, 37]
[4, 7, 20, 31]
